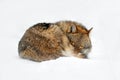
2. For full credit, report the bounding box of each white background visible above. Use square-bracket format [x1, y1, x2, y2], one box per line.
[0, 0, 120, 80]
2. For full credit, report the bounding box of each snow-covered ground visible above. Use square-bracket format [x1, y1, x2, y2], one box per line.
[0, 0, 120, 80]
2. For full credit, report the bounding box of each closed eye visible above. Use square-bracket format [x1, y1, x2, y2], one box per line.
[79, 46, 84, 49]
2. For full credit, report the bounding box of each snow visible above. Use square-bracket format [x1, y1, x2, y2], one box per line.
[0, 0, 120, 80]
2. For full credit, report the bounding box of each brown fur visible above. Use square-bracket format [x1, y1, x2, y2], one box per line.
[18, 21, 92, 62]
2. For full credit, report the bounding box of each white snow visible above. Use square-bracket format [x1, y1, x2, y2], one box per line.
[0, 0, 120, 80]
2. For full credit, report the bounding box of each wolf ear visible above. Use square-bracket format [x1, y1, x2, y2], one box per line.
[88, 27, 93, 34]
[70, 25, 77, 33]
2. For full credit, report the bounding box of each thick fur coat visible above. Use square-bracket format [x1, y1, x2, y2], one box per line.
[18, 21, 92, 62]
